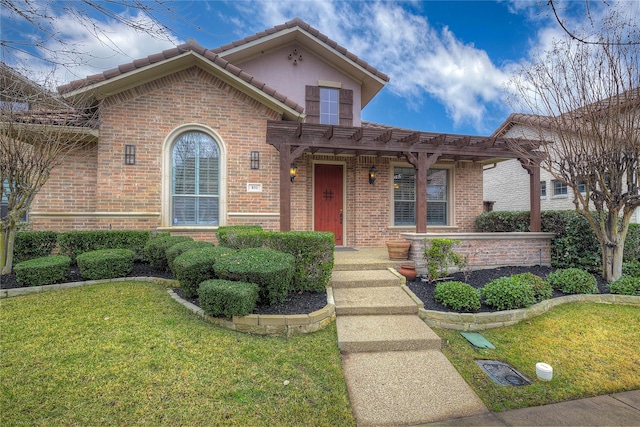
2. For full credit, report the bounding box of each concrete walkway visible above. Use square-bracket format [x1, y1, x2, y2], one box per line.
[332, 248, 488, 426]
[332, 248, 640, 427]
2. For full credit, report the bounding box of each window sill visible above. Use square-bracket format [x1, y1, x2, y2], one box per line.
[551, 195, 568, 199]
[157, 226, 219, 232]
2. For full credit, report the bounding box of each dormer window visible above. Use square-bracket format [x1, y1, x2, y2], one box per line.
[320, 87, 339, 125]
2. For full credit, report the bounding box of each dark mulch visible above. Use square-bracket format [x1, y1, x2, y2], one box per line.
[0, 261, 327, 315]
[406, 265, 610, 313]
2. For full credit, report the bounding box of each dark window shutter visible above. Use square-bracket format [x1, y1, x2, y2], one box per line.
[339, 88, 353, 126]
[305, 85, 320, 124]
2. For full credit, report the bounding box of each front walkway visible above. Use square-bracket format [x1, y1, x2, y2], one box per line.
[332, 248, 488, 426]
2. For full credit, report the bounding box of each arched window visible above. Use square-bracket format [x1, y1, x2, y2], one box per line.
[171, 131, 220, 225]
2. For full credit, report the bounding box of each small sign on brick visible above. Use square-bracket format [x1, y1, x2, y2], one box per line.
[247, 183, 262, 192]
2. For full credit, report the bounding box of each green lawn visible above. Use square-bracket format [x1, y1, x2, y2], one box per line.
[0, 282, 354, 426]
[435, 302, 640, 412]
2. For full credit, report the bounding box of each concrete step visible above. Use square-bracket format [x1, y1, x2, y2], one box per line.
[341, 350, 488, 426]
[330, 269, 401, 289]
[337, 315, 441, 353]
[332, 286, 418, 315]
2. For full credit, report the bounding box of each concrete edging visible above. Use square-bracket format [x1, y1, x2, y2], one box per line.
[401, 285, 640, 331]
[1, 277, 336, 337]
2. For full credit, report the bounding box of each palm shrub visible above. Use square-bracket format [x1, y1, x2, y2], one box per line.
[173, 246, 236, 298]
[198, 279, 260, 318]
[166, 240, 214, 274]
[13, 255, 71, 287]
[480, 276, 537, 310]
[609, 276, 640, 296]
[433, 281, 481, 312]
[76, 249, 135, 280]
[143, 235, 193, 270]
[214, 248, 295, 305]
[547, 268, 599, 294]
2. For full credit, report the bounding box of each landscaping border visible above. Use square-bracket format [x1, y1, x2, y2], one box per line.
[1, 277, 336, 337]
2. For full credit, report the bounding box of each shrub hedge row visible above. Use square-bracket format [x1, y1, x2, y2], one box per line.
[76, 249, 135, 280]
[172, 246, 236, 298]
[13, 255, 71, 287]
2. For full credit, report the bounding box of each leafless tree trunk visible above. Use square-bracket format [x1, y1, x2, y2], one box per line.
[0, 67, 98, 274]
[507, 12, 640, 282]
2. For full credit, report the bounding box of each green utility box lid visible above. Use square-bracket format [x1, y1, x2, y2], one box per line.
[461, 332, 496, 349]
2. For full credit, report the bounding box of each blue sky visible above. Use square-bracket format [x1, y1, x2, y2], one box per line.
[2, 0, 638, 135]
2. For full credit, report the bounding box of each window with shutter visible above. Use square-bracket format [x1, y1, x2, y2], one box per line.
[171, 131, 220, 225]
[393, 167, 449, 226]
[306, 85, 353, 126]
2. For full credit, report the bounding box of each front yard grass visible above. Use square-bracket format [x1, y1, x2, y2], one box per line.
[0, 281, 354, 426]
[435, 302, 640, 412]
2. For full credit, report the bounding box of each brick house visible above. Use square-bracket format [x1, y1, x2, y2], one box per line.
[20, 18, 550, 258]
[484, 113, 640, 224]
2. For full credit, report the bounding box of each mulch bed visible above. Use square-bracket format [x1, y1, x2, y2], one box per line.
[2, 262, 609, 314]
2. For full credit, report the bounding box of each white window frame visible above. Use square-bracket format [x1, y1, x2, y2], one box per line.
[319, 87, 339, 125]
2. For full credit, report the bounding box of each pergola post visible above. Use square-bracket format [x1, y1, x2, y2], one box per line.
[520, 158, 541, 232]
[407, 150, 442, 233]
[279, 145, 292, 231]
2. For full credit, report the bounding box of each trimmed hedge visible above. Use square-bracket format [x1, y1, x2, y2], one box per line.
[547, 268, 599, 294]
[265, 231, 334, 292]
[623, 260, 640, 278]
[198, 279, 260, 318]
[143, 235, 193, 271]
[609, 275, 640, 296]
[76, 249, 135, 280]
[433, 281, 481, 312]
[14, 231, 57, 263]
[624, 224, 640, 262]
[173, 246, 236, 298]
[214, 248, 295, 305]
[480, 276, 537, 310]
[13, 255, 71, 287]
[58, 230, 155, 262]
[216, 225, 265, 249]
[166, 240, 215, 274]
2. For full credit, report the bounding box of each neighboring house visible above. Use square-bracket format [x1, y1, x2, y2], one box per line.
[484, 112, 640, 224]
[17, 19, 542, 247]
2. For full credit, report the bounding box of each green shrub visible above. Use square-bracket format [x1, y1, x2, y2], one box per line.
[57, 230, 154, 262]
[433, 281, 481, 312]
[13, 255, 71, 287]
[76, 249, 135, 280]
[480, 276, 537, 310]
[13, 231, 58, 264]
[546, 268, 599, 294]
[422, 238, 467, 282]
[214, 248, 295, 305]
[265, 231, 334, 292]
[173, 246, 236, 298]
[143, 235, 193, 271]
[512, 272, 553, 302]
[166, 240, 214, 274]
[609, 275, 640, 296]
[216, 225, 265, 249]
[198, 279, 259, 318]
[474, 211, 531, 232]
[622, 260, 640, 278]
[624, 224, 640, 262]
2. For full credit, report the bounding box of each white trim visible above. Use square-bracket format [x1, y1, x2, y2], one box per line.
[29, 212, 159, 218]
[312, 160, 347, 246]
[317, 80, 341, 88]
[162, 124, 227, 228]
[227, 212, 280, 218]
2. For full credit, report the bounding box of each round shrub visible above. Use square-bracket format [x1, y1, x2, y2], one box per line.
[214, 248, 295, 305]
[143, 235, 193, 270]
[166, 240, 214, 274]
[609, 275, 640, 296]
[512, 272, 553, 302]
[198, 279, 259, 318]
[173, 246, 236, 298]
[622, 260, 640, 278]
[433, 281, 480, 312]
[480, 276, 537, 310]
[13, 255, 71, 287]
[546, 268, 598, 294]
[76, 249, 135, 280]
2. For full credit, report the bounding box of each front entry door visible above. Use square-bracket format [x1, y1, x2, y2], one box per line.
[314, 164, 344, 245]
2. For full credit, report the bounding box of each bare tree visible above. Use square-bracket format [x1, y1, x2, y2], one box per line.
[0, 64, 98, 274]
[507, 13, 640, 282]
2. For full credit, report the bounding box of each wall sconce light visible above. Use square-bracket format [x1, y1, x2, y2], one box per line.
[290, 162, 298, 182]
[124, 144, 136, 165]
[250, 151, 260, 170]
[368, 165, 377, 185]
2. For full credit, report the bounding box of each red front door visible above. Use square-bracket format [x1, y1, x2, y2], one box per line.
[314, 164, 344, 245]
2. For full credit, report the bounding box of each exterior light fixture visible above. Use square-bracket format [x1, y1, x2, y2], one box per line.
[250, 151, 260, 170]
[290, 162, 298, 182]
[368, 165, 377, 185]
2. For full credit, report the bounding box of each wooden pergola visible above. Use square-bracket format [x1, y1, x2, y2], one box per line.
[266, 121, 544, 233]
